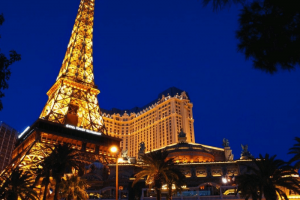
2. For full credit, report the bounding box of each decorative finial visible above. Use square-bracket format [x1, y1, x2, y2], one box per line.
[178, 129, 187, 143]
[240, 144, 253, 159]
[222, 138, 230, 147]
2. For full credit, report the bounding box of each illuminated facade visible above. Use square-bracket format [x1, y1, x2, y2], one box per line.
[101, 87, 195, 158]
[96, 134, 242, 200]
[40, 0, 103, 132]
[2, 0, 299, 199]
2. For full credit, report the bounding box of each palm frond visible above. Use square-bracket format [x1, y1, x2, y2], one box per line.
[237, 153, 300, 200]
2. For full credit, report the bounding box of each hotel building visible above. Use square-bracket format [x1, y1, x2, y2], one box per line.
[101, 87, 195, 157]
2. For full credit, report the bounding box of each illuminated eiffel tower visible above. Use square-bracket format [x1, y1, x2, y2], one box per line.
[40, 0, 103, 131]
[3, 0, 120, 179]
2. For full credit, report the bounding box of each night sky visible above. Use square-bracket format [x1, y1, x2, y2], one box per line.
[0, 0, 299, 161]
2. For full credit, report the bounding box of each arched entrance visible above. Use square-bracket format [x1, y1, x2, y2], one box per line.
[196, 182, 220, 196]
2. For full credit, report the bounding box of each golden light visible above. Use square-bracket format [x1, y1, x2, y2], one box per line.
[39, 0, 104, 132]
[289, 196, 300, 199]
[110, 146, 118, 153]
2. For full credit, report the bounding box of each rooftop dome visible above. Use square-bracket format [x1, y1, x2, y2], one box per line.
[166, 143, 215, 163]
[149, 142, 225, 163]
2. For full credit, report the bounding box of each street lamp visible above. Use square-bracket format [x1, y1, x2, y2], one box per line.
[222, 174, 232, 185]
[110, 146, 119, 200]
[222, 176, 228, 184]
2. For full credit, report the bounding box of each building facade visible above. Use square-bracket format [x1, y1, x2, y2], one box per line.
[0, 122, 18, 171]
[86, 133, 247, 200]
[101, 87, 195, 158]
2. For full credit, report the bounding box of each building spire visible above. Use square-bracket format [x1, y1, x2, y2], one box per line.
[40, 0, 103, 132]
[57, 0, 95, 85]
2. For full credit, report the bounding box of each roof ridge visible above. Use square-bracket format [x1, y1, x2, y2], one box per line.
[100, 87, 189, 115]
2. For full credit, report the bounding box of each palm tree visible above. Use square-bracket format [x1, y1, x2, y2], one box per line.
[289, 137, 300, 168]
[237, 173, 261, 200]
[165, 167, 185, 200]
[59, 175, 88, 200]
[35, 143, 81, 200]
[133, 150, 179, 200]
[236, 0, 300, 73]
[237, 154, 300, 200]
[38, 155, 55, 200]
[0, 168, 38, 200]
[50, 143, 81, 200]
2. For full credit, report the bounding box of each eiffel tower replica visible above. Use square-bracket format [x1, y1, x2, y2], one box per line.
[4, 0, 120, 176]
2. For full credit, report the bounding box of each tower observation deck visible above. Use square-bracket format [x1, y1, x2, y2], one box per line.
[40, 0, 103, 132]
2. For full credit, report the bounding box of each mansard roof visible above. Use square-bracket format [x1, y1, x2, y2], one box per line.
[101, 87, 189, 115]
[158, 86, 190, 99]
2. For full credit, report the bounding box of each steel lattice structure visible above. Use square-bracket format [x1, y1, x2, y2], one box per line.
[40, 0, 103, 132]
[1, 1, 121, 197]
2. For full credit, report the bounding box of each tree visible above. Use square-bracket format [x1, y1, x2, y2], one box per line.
[0, 168, 38, 200]
[236, 154, 300, 200]
[165, 167, 186, 200]
[59, 175, 88, 200]
[50, 143, 81, 200]
[237, 173, 260, 200]
[132, 150, 179, 200]
[35, 143, 81, 200]
[0, 14, 21, 111]
[289, 137, 300, 168]
[236, 0, 300, 73]
[202, 0, 300, 73]
[39, 155, 55, 200]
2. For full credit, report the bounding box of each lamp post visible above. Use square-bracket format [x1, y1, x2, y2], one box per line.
[110, 146, 119, 200]
[222, 175, 228, 185]
[222, 174, 234, 185]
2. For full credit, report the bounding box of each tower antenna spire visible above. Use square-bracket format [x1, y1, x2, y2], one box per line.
[40, 0, 103, 131]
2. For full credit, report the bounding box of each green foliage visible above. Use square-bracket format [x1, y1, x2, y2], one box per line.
[36, 143, 81, 200]
[48, 143, 81, 200]
[59, 175, 88, 200]
[289, 137, 300, 169]
[165, 167, 186, 200]
[203, 0, 300, 73]
[236, 0, 300, 73]
[0, 168, 38, 200]
[133, 150, 184, 200]
[39, 152, 56, 200]
[237, 154, 300, 200]
[0, 14, 21, 111]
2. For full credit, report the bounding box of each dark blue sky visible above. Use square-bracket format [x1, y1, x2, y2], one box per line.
[1, 0, 299, 161]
